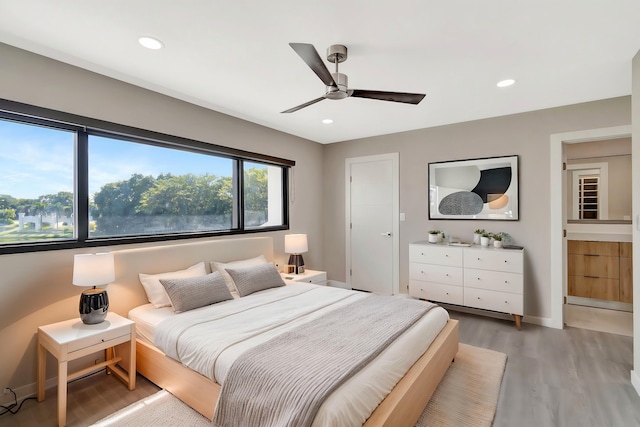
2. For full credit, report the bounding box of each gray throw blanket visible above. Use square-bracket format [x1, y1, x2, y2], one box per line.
[213, 295, 436, 427]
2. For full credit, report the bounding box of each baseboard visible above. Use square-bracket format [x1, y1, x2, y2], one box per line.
[0, 377, 57, 406]
[523, 314, 556, 328]
[438, 303, 554, 328]
[632, 370, 640, 397]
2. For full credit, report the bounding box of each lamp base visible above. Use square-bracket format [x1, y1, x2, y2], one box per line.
[287, 254, 305, 274]
[79, 288, 109, 324]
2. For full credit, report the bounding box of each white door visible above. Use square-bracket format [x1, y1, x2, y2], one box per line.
[346, 153, 399, 295]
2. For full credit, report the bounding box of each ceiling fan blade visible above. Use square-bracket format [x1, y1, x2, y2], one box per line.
[350, 90, 425, 105]
[281, 96, 327, 113]
[289, 43, 337, 88]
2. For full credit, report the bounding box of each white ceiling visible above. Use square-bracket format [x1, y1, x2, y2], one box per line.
[0, 1, 639, 144]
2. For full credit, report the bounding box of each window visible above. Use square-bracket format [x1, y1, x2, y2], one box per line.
[0, 100, 293, 253]
[0, 118, 76, 244]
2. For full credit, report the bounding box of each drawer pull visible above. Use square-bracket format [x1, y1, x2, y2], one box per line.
[477, 257, 481, 261]
[445, 254, 449, 257]
[504, 301, 508, 304]
[585, 254, 600, 257]
[504, 280, 508, 284]
[477, 297, 481, 300]
[585, 275, 600, 279]
[504, 260, 508, 263]
[446, 292, 449, 295]
[445, 273, 450, 277]
[101, 339, 105, 342]
[476, 277, 481, 280]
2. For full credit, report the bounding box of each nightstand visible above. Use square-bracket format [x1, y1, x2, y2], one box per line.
[37, 312, 136, 426]
[281, 269, 328, 285]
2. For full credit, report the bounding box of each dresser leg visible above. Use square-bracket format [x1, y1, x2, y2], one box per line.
[512, 314, 522, 330]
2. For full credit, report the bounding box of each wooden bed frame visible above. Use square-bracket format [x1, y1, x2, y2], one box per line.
[135, 319, 458, 426]
[109, 236, 460, 427]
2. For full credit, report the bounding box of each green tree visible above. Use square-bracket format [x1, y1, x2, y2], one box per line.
[244, 167, 268, 226]
[92, 174, 156, 235]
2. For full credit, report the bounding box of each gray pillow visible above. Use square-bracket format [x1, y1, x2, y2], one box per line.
[160, 271, 233, 313]
[226, 263, 285, 297]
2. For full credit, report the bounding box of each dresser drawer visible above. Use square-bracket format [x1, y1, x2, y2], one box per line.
[409, 244, 462, 267]
[410, 280, 463, 305]
[410, 263, 463, 286]
[463, 249, 522, 273]
[67, 325, 131, 353]
[464, 268, 523, 294]
[464, 287, 523, 315]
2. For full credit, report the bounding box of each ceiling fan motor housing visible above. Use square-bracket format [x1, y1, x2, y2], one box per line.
[326, 73, 349, 99]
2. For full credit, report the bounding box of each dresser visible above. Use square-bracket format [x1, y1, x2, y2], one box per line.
[409, 241, 524, 329]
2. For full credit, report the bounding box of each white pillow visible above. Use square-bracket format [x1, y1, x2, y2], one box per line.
[211, 255, 268, 295]
[139, 262, 207, 308]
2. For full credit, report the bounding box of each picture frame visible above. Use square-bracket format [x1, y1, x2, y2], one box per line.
[428, 155, 519, 220]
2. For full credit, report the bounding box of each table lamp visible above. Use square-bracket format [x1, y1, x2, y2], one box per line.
[285, 234, 308, 274]
[72, 253, 115, 324]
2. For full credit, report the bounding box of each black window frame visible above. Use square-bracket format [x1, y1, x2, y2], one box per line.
[0, 98, 293, 255]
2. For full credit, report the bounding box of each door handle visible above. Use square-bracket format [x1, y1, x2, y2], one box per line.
[380, 232, 392, 237]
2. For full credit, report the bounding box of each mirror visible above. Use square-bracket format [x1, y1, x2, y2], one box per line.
[565, 138, 631, 222]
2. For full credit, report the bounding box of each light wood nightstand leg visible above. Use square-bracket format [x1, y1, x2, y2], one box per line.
[37, 343, 46, 401]
[128, 329, 136, 390]
[57, 360, 68, 427]
[513, 314, 522, 330]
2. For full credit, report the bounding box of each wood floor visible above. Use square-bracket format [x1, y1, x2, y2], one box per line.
[1, 311, 639, 427]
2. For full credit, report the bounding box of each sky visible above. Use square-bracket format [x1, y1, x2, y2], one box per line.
[0, 119, 238, 200]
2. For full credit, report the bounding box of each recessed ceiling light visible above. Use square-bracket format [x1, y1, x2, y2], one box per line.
[322, 119, 333, 124]
[138, 36, 164, 50]
[497, 79, 515, 88]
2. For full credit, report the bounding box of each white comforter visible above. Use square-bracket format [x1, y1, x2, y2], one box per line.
[141, 284, 449, 427]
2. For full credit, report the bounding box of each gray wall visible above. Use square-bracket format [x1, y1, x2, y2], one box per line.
[323, 97, 631, 321]
[0, 43, 324, 395]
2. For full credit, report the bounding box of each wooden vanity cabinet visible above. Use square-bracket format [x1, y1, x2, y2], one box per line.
[567, 240, 632, 303]
[620, 242, 633, 303]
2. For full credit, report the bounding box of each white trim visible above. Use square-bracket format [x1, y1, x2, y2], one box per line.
[523, 315, 555, 328]
[345, 153, 400, 295]
[632, 370, 640, 397]
[0, 377, 57, 406]
[550, 125, 632, 330]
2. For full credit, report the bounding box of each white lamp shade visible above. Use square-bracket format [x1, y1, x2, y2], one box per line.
[72, 253, 115, 287]
[285, 234, 308, 254]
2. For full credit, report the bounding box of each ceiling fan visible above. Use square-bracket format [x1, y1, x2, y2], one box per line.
[282, 43, 426, 113]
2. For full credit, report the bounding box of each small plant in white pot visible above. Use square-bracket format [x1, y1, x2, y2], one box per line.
[428, 230, 442, 243]
[473, 229, 485, 245]
[480, 232, 491, 247]
[492, 232, 512, 248]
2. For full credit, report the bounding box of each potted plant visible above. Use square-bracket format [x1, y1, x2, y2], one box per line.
[428, 230, 441, 243]
[480, 232, 491, 247]
[473, 228, 485, 245]
[493, 232, 512, 248]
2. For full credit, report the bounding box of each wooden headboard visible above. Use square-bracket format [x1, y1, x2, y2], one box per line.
[107, 237, 274, 317]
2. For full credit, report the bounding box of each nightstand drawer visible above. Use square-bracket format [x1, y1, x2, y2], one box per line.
[409, 280, 463, 305]
[464, 287, 523, 315]
[410, 244, 462, 267]
[67, 326, 131, 352]
[464, 268, 523, 294]
[410, 263, 463, 286]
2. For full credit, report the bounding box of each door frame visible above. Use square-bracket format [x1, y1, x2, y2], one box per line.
[549, 125, 631, 329]
[345, 153, 400, 294]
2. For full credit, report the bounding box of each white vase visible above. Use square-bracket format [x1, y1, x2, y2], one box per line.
[494, 240, 503, 248]
[428, 234, 439, 243]
[473, 233, 481, 245]
[480, 236, 490, 247]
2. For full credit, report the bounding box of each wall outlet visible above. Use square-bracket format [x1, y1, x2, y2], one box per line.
[3, 387, 10, 394]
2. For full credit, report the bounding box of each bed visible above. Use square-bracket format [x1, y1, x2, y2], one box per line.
[108, 237, 458, 427]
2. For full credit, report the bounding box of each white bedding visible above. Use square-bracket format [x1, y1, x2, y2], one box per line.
[129, 284, 449, 427]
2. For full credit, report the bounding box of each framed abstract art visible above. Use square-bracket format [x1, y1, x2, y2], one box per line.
[428, 155, 519, 220]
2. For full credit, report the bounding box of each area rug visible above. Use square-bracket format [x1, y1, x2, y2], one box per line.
[91, 343, 506, 427]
